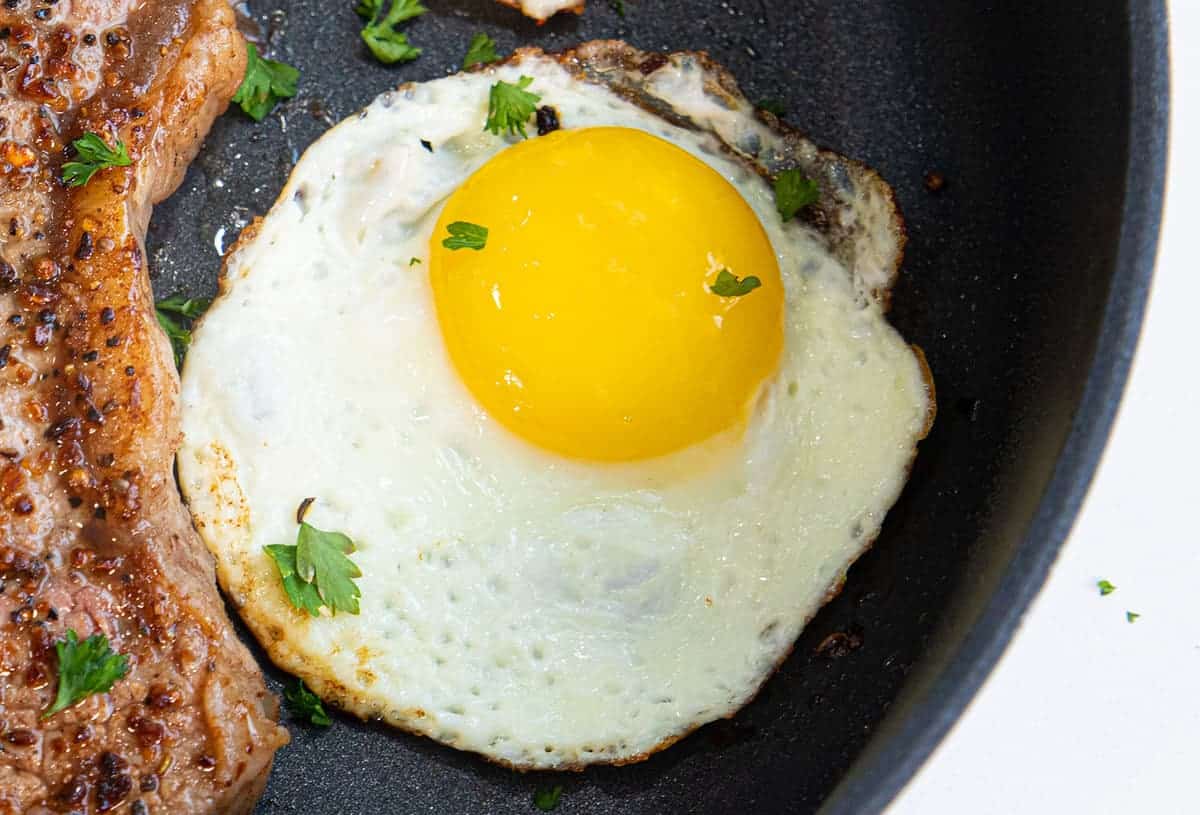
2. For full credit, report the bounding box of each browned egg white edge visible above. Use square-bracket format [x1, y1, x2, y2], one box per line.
[204, 40, 935, 772]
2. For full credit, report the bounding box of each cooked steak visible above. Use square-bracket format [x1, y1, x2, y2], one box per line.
[0, 2, 287, 813]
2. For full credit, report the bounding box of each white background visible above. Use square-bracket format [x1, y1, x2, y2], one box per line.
[887, 4, 1198, 813]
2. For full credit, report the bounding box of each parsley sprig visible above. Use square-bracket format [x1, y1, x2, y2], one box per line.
[285, 678, 333, 726]
[442, 222, 488, 251]
[485, 77, 541, 139]
[43, 630, 129, 718]
[463, 32, 501, 68]
[1097, 579, 1117, 596]
[774, 168, 819, 221]
[267, 510, 362, 617]
[533, 786, 564, 811]
[233, 44, 299, 121]
[62, 133, 132, 187]
[359, 0, 426, 64]
[155, 294, 212, 368]
[710, 269, 762, 298]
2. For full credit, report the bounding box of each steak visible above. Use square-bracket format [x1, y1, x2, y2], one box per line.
[0, 2, 287, 813]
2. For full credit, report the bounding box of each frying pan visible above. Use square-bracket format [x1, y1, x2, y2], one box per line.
[148, 1, 1169, 812]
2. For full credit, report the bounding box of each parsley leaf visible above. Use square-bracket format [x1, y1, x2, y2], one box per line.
[295, 522, 361, 614]
[284, 678, 332, 726]
[485, 76, 541, 139]
[774, 168, 819, 221]
[710, 269, 762, 298]
[265, 543, 326, 616]
[155, 295, 211, 367]
[361, 0, 427, 64]
[267, 519, 362, 617]
[463, 32, 501, 68]
[1098, 579, 1117, 596]
[1126, 611, 1140, 623]
[233, 43, 299, 121]
[43, 630, 129, 718]
[442, 221, 488, 251]
[533, 786, 564, 812]
[355, 0, 382, 18]
[609, 0, 626, 16]
[156, 294, 212, 320]
[62, 133, 132, 187]
[409, 257, 422, 266]
[758, 98, 786, 116]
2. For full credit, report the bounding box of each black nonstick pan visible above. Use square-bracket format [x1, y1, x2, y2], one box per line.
[147, 1, 1169, 812]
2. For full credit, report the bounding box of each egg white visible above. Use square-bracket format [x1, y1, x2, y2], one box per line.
[178, 52, 930, 769]
[500, 0, 583, 21]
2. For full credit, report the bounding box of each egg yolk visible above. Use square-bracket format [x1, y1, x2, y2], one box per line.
[430, 126, 784, 462]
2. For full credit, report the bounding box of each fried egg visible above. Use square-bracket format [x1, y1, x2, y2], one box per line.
[178, 42, 932, 770]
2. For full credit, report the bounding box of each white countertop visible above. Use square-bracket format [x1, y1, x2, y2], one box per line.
[886, 4, 1198, 813]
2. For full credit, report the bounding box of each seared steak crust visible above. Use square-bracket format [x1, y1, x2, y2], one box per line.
[0, 2, 286, 814]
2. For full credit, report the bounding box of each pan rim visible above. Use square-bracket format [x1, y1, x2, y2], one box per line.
[818, 2, 1170, 813]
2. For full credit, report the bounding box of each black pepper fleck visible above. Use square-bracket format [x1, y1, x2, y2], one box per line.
[99, 306, 115, 324]
[74, 231, 93, 260]
[536, 106, 560, 136]
[82, 350, 98, 362]
[420, 139, 433, 152]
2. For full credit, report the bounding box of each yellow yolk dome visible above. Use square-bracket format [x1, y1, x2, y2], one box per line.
[430, 126, 784, 462]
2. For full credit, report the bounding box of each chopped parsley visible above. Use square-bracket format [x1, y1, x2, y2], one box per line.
[609, 0, 626, 17]
[533, 786, 564, 812]
[232, 43, 298, 121]
[62, 133, 132, 187]
[360, 0, 426, 64]
[710, 269, 762, 298]
[266, 514, 362, 617]
[409, 257, 422, 266]
[464, 32, 501, 68]
[1126, 611, 1140, 623]
[485, 76, 541, 139]
[284, 678, 332, 726]
[774, 168, 819, 221]
[1097, 579, 1117, 596]
[155, 294, 212, 368]
[442, 221, 488, 251]
[758, 98, 786, 116]
[43, 630, 129, 718]
[355, 0, 381, 17]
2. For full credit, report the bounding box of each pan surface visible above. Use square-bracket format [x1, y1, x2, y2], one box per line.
[147, 1, 1168, 812]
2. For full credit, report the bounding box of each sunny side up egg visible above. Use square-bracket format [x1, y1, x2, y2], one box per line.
[178, 43, 933, 770]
